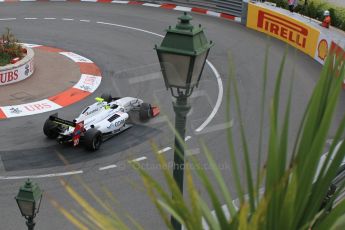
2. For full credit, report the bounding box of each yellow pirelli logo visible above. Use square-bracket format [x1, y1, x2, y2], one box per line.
[257, 11, 308, 48]
[247, 3, 320, 57]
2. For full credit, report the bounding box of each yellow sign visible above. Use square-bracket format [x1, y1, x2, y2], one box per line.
[247, 3, 320, 57]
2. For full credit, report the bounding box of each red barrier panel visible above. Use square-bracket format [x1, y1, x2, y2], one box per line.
[330, 42, 345, 88]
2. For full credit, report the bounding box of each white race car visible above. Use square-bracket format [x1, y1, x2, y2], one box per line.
[43, 93, 159, 151]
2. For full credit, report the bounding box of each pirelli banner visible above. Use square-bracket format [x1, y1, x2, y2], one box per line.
[247, 3, 320, 58]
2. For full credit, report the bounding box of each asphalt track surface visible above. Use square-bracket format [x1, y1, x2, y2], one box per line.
[0, 2, 344, 230]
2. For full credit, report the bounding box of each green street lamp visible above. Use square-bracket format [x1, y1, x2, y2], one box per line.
[155, 12, 213, 230]
[15, 179, 43, 230]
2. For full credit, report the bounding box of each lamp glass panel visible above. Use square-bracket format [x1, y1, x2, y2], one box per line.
[160, 53, 191, 88]
[190, 51, 208, 87]
[17, 200, 34, 217]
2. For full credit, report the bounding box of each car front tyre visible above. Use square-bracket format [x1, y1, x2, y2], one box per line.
[139, 103, 152, 122]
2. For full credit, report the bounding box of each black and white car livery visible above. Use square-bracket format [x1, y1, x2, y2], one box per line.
[43, 94, 159, 151]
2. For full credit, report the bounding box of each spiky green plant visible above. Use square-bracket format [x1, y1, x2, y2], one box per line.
[132, 48, 345, 230]
[54, 47, 345, 229]
[0, 28, 24, 66]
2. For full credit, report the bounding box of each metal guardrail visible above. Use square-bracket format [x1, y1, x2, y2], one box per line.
[143, 0, 244, 17]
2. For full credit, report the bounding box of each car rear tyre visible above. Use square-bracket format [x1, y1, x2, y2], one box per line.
[139, 103, 152, 122]
[100, 93, 112, 103]
[43, 119, 59, 139]
[84, 128, 102, 151]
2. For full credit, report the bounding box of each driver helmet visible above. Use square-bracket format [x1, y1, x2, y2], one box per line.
[324, 10, 330, 16]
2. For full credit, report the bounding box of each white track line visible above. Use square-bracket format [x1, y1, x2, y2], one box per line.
[96, 21, 163, 38]
[24, 18, 38, 20]
[44, 17, 56, 20]
[62, 18, 74, 21]
[158, 137, 191, 154]
[99, 164, 117, 171]
[130, 157, 147, 162]
[195, 60, 223, 133]
[0, 170, 83, 180]
[0, 18, 16, 21]
[158, 147, 172, 154]
[80, 19, 91, 22]
[185, 136, 192, 141]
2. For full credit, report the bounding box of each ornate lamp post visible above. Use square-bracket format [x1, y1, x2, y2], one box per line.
[155, 12, 213, 230]
[15, 179, 43, 230]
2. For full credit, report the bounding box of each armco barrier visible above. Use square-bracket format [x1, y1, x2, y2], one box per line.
[0, 47, 34, 86]
[143, 0, 243, 17]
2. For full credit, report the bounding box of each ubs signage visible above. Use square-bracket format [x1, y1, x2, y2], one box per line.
[0, 55, 34, 86]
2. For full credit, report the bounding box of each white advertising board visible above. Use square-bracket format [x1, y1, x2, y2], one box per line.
[1, 99, 62, 118]
[73, 74, 102, 93]
[0, 57, 34, 86]
[59, 52, 93, 63]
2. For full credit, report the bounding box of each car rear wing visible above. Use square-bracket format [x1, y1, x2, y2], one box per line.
[49, 113, 76, 127]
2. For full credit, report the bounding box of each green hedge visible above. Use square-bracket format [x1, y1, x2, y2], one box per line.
[267, 0, 345, 31]
[0, 52, 11, 66]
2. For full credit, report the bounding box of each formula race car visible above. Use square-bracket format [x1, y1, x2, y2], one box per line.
[43, 94, 159, 151]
